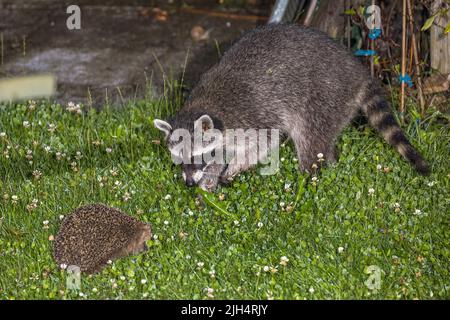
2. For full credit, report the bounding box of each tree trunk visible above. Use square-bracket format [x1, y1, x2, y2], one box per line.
[307, 0, 365, 39]
[430, 0, 450, 74]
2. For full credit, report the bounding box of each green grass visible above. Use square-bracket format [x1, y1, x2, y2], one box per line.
[0, 95, 448, 300]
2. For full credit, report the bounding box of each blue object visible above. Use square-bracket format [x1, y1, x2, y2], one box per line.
[399, 74, 413, 87]
[368, 28, 382, 40]
[354, 49, 376, 56]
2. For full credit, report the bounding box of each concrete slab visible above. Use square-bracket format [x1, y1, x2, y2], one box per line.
[0, 0, 269, 106]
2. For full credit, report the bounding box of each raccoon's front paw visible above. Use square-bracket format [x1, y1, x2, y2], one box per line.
[198, 175, 219, 192]
[219, 174, 234, 185]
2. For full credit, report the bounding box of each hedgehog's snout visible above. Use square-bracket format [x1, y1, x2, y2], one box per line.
[138, 224, 153, 252]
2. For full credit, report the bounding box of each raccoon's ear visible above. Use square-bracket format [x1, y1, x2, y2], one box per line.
[194, 114, 214, 132]
[153, 119, 172, 138]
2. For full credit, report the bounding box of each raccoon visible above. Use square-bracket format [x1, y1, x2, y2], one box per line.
[154, 24, 429, 191]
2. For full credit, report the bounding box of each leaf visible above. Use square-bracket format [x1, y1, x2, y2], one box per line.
[344, 8, 356, 16]
[444, 22, 450, 34]
[421, 15, 436, 31]
[196, 187, 237, 219]
[358, 5, 365, 18]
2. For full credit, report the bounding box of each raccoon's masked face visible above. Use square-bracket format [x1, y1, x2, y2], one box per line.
[153, 114, 223, 188]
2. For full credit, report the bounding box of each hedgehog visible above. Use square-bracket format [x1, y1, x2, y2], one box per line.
[53, 203, 152, 274]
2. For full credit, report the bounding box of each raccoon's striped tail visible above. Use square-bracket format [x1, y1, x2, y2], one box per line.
[363, 92, 430, 176]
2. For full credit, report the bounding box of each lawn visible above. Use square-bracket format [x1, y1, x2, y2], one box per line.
[0, 93, 448, 300]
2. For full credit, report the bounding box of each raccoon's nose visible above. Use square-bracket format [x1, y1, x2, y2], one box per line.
[185, 178, 195, 187]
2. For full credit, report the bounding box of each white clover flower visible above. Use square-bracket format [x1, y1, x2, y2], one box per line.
[309, 287, 315, 294]
[163, 220, 169, 225]
[123, 192, 131, 202]
[317, 153, 324, 159]
[338, 246, 344, 253]
[257, 222, 263, 228]
[59, 215, 65, 220]
[427, 181, 436, 187]
[92, 288, 98, 293]
[0, 132, 6, 138]
[32, 170, 42, 179]
[141, 279, 147, 284]
[209, 270, 216, 278]
[164, 194, 171, 200]
[270, 266, 278, 274]
[107, 260, 113, 265]
[284, 183, 291, 190]
[120, 275, 126, 281]
[26, 199, 39, 212]
[60, 264, 67, 270]
[28, 100, 36, 110]
[75, 151, 82, 160]
[368, 188, 375, 195]
[233, 220, 240, 226]
[376, 164, 382, 170]
[142, 293, 148, 298]
[153, 234, 158, 240]
[197, 262, 204, 269]
[280, 157, 285, 162]
[280, 256, 289, 266]
[23, 121, 30, 128]
[48, 123, 57, 133]
[105, 148, 112, 153]
[206, 287, 214, 298]
[279, 201, 285, 207]
[413, 209, 423, 216]
[263, 266, 270, 272]
[67, 102, 82, 114]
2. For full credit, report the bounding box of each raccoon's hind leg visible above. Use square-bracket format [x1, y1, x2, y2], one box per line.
[290, 130, 337, 173]
[362, 87, 429, 175]
[289, 126, 337, 172]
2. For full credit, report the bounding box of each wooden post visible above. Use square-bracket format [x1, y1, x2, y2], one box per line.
[370, 0, 375, 79]
[430, 0, 450, 74]
[400, 0, 407, 117]
[406, 0, 426, 115]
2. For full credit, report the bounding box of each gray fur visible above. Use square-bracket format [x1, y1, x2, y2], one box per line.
[155, 24, 429, 191]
